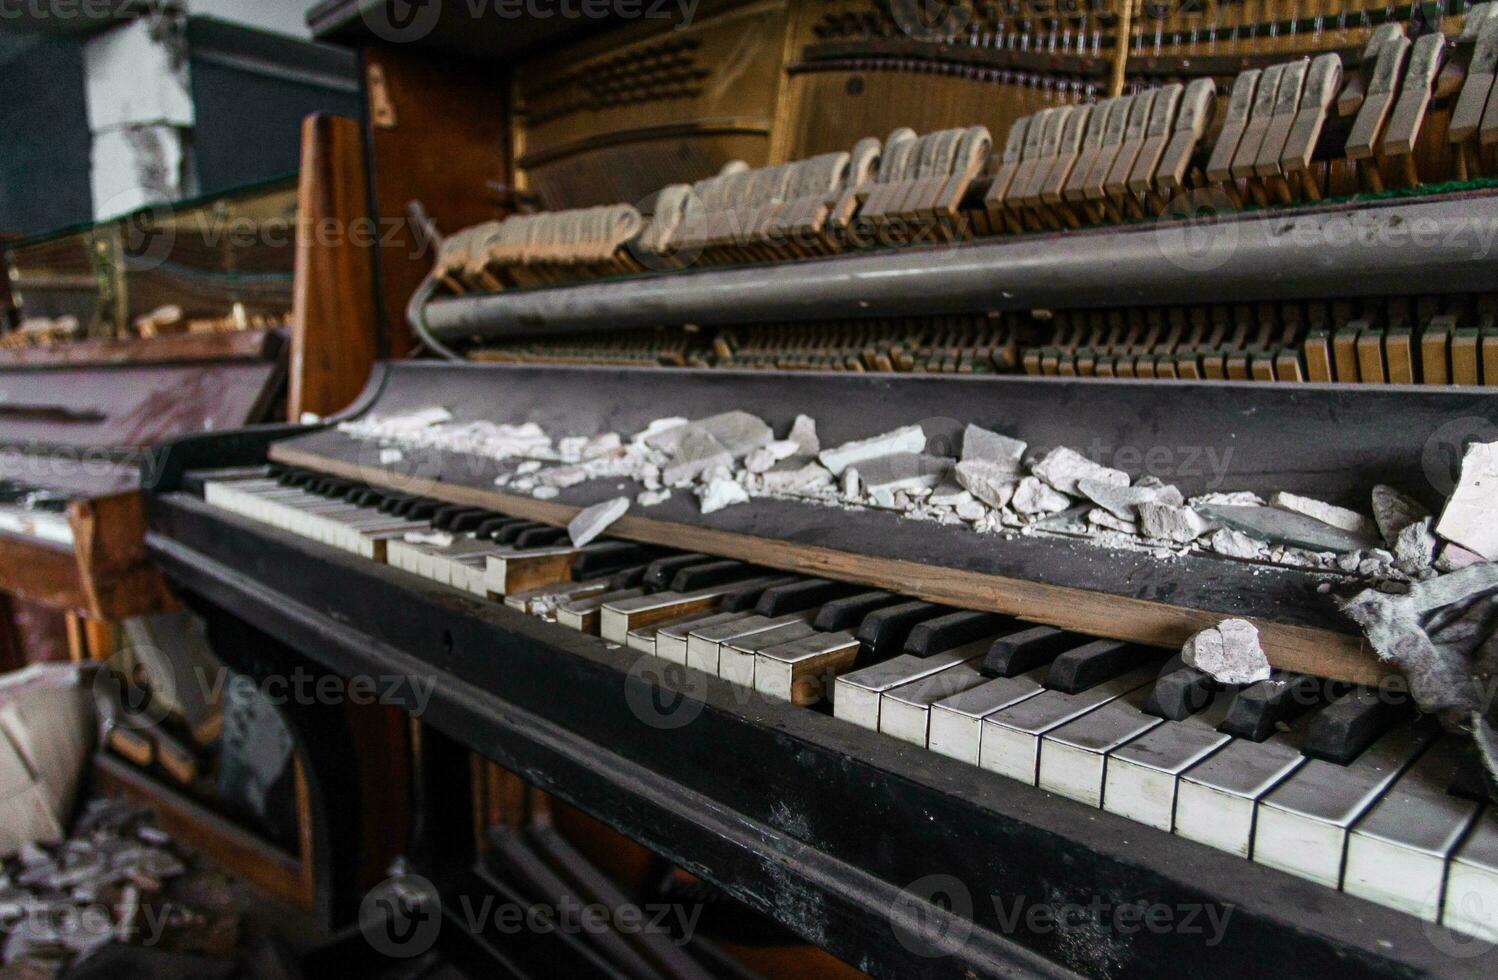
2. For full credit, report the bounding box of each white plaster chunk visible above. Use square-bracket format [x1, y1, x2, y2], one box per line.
[960, 425, 1026, 473]
[1435, 441, 1498, 559]
[1181, 619, 1270, 685]
[1032, 447, 1129, 495]
[1011, 476, 1072, 515]
[697, 479, 749, 515]
[746, 439, 803, 474]
[694, 411, 774, 459]
[1189, 491, 1266, 508]
[637, 417, 690, 450]
[379, 448, 404, 464]
[1270, 491, 1379, 539]
[532, 486, 559, 500]
[1371, 484, 1430, 546]
[1087, 508, 1138, 534]
[761, 462, 834, 495]
[1394, 517, 1438, 573]
[870, 488, 899, 510]
[662, 429, 732, 486]
[1139, 502, 1215, 543]
[929, 478, 972, 507]
[955, 498, 988, 522]
[855, 453, 951, 493]
[636, 489, 671, 507]
[1208, 528, 1268, 560]
[539, 465, 589, 488]
[818, 425, 926, 476]
[842, 468, 862, 499]
[1196, 503, 1374, 553]
[517, 460, 543, 475]
[569, 497, 629, 547]
[787, 415, 820, 457]
[955, 460, 1020, 509]
[1077, 478, 1183, 521]
[404, 530, 453, 547]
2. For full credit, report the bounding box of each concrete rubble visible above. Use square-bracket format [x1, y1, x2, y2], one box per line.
[1436, 440, 1498, 560]
[1270, 491, 1380, 541]
[818, 425, 926, 476]
[853, 453, 951, 493]
[961, 425, 1026, 473]
[1078, 478, 1183, 521]
[1195, 503, 1374, 554]
[568, 497, 629, 547]
[1011, 477, 1072, 516]
[1140, 503, 1215, 544]
[954, 460, 1019, 509]
[1032, 447, 1129, 496]
[1371, 484, 1431, 546]
[662, 429, 733, 487]
[1181, 619, 1271, 685]
[698, 479, 749, 515]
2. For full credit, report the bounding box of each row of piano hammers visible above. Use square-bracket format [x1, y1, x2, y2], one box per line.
[469, 295, 1498, 386]
[436, 7, 1498, 293]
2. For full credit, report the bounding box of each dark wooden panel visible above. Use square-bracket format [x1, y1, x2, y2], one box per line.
[0, 328, 281, 369]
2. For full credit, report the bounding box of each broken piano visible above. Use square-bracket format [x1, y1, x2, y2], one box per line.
[147, 357, 1498, 977]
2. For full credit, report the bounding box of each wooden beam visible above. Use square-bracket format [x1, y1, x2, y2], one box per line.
[67, 492, 174, 620]
[0, 329, 280, 369]
[290, 114, 380, 422]
[270, 442, 1385, 686]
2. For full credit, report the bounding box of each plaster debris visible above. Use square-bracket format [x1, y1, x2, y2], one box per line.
[1139, 503, 1214, 544]
[698, 479, 750, 514]
[538, 465, 590, 489]
[1032, 447, 1129, 496]
[955, 460, 1020, 509]
[787, 415, 820, 457]
[929, 478, 972, 507]
[1437, 441, 1498, 560]
[1371, 484, 1430, 546]
[532, 486, 559, 500]
[852, 453, 950, 493]
[1394, 517, 1439, 573]
[961, 425, 1026, 473]
[1012, 476, 1072, 515]
[404, 530, 453, 547]
[746, 439, 803, 473]
[636, 489, 671, 507]
[1196, 503, 1373, 554]
[1189, 490, 1266, 508]
[663, 429, 733, 486]
[818, 425, 926, 476]
[517, 460, 543, 475]
[1182, 619, 1270, 684]
[638, 417, 690, 451]
[955, 498, 988, 522]
[1270, 492, 1379, 540]
[568, 497, 629, 547]
[1077, 478, 1183, 521]
[842, 468, 862, 499]
[378, 448, 404, 465]
[694, 411, 773, 458]
[760, 461, 834, 495]
[1087, 508, 1138, 534]
[1208, 528, 1268, 560]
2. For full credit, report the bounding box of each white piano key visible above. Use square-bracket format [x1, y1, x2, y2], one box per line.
[1345, 738, 1480, 920]
[657, 611, 745, 665]
[880, 661, 988, 746]
[686, 612, 812, 675]
[979, 668, 1155, 785]
[928, 666, 1050, 766]
[1174, 715, 1313, 858]
[1038, 685, 1162, 807]
[833, 649, 979, 731]
[1445, 808, 1498, 943]
[1254, 720, 1437, 887]
[718, 621, 817, 688]
[1102, 697, 1232, 832]
[754, 631, 860, 703]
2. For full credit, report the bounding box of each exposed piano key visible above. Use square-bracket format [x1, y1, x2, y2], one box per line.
[643, 552, 716, 589]
[503, 577, 611, 615]
[1044, 640, 1163, 694]
[904, 610, 1010, 657]
[855, 600, 947, 657]
[1037, 684, 1163, 807]
[1174, 715, 1313, 858]
[928, 666, 1049, 765]
[1142, 658, 1217, 721]
[879, 657, 988, 747]
[754, 630, 861, 704]
[980, 625, 1074, 678]
[656, 610, 744, 665]
[812, 590, 903, 631]
[834, 649, 979, 731]
[556, 587, 645, 633]
[600, 576, 782, 645]
[1302, 685, 1412, 764]
[669, 559, 758, 591]
[1103, 696, 1234, 832]
[685, 611, 813, 676]
[1344, 738, 1481, 921]
[1218, 672, 1327, 741]
[979, 668, 1156, 785]
[717, 620, 818, 688]
[1444, 809, 1498, 942]
[485, 544, 583, 596]
[1253, 720, 1437, 887]
[755, 578, 858, 616]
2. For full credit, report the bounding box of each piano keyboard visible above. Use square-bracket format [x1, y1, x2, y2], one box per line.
[203, 465, 1498, 941]
[0, 482, 74, 547]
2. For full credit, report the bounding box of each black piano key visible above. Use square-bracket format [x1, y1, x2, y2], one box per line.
[812, 591, 903, 632]
[378, 493, 413, 514]
[1218, 672, 1326, 742]
[447, 510, 495, 533]
[1143, 655, 1218, 720]
[607, 565, 649, 590]
[904, 610, 1012, 657]
[720, 576, 800, 612]
[1044, 640, 1160, 694]
[1448, 744, 1498, 803]
[571, 542, 659, 580]
[514, 526, 569, 548]
[1302, 685, 1411, 765]
[981, 626, 1075, 678]
[266, 464, 287, 479]
[855, 601, 947, 658]
[671, 560, 757, 591]
[476, 516, 526, 539]
[755, 579, 858, 617]
[493, 521, 547, 544]
[433, 506, 486, 531]
[349, 488, 384, 508]
[280, 469, 313, 487]
[402, 499, 441, 521]
[644, 554, 714, 590]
